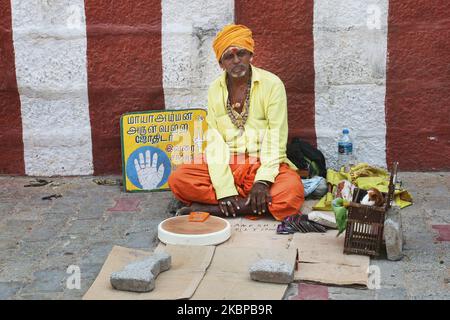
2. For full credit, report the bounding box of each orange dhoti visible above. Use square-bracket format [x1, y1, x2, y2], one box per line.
[168, 154, 304, 221]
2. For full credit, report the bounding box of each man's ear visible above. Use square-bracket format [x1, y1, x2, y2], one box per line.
[219, 61, 224, 69]
[249, 53, 254, 62]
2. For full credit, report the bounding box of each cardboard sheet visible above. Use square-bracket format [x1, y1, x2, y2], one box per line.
[221, 231, 292, 249]
[289, 230, 369, 287]
[191, 246, 297, 300]
[156, 217, 293, 300]
[84, 216, 368, 299]
[83, 245, 215, 300]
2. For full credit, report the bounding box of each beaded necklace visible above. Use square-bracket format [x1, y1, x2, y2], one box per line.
[226, 70, 252, 136]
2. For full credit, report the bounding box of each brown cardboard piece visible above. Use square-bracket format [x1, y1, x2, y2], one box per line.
[190, 217, 295, 300]
[82, 244, 215, 300]
[290, 230, 369, 287]
[191, 245, 297, 300]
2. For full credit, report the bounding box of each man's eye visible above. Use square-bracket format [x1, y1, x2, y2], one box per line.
[223, 54, 233, 60]
[237, 50, 247, 57]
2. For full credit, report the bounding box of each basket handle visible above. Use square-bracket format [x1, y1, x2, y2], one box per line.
[385, 162, 398, 210]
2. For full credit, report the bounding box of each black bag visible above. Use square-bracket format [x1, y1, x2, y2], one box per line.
[287, 137, 327, 178]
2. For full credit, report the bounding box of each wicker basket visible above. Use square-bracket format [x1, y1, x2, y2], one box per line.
[343, 162, 398, 256]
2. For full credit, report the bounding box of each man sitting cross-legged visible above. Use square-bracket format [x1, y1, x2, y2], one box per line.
[168, 24, 304, 221]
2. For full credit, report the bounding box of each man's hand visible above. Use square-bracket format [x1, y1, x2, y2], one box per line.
[245, 181, 272, 215]
[218, 196, 241, 217]
[134, 150, 165, 190]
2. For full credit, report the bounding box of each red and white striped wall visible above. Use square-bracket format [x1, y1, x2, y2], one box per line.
[1, 0, 449, 176]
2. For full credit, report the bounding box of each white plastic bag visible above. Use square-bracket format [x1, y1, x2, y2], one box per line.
[307, 211, 337, 229]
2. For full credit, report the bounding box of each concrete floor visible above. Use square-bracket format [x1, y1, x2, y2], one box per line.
[0, 172, 448, 300]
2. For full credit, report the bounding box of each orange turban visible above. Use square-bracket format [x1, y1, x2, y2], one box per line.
[213, 24, 254, 62]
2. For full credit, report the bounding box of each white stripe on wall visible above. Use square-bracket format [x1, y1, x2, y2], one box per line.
[161, 0, 234, 110]
[314, 0, 388, 169]
[11, 0, 93, 176]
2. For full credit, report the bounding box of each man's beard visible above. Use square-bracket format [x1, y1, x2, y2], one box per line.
[229, 65, 248, 78]
[230, 70, 247, 78]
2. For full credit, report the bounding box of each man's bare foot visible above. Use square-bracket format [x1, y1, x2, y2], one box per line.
[175, 203, 223, 216]
[175, 207, 194, 216]
[175, 204, 222, 216]
[191, 203, 223, 215]
[174, 198, 270, 218]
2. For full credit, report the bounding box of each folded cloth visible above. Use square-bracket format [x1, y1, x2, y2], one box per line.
[307, 211, 337, 229]
[302, 176, 326, 197]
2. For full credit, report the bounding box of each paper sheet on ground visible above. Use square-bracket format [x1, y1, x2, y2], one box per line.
[82, 245, 215, 300]
[229, 217, 280, 233]
[224, 217, 292, 249]
[289, 230, 369, 286]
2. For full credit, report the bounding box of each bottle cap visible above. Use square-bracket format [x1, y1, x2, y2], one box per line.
[343, 128, 349, 134]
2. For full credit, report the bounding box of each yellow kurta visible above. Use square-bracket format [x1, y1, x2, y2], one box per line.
[205, 65, 297, 199]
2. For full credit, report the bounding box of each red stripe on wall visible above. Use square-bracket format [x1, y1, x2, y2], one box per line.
[0, 1, 25, 175]
[386, 1, 450, 170]
[84, 1, 165, 174]
[236, 0, 316, 146]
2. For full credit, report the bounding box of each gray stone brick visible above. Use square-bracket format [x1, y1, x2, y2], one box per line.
[249, 259, 294, 284]
[110, 252, 171, 292]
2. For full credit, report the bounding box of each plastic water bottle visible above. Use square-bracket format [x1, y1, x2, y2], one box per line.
[337, 128, 354, 171]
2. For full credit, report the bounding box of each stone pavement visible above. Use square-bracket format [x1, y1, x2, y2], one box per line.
[0, 173, 449, 300]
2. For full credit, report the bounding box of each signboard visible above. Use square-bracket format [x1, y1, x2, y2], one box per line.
[120, 109, 207, 192]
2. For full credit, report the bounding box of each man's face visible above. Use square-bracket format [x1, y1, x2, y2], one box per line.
[219, 46, 252, 78]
